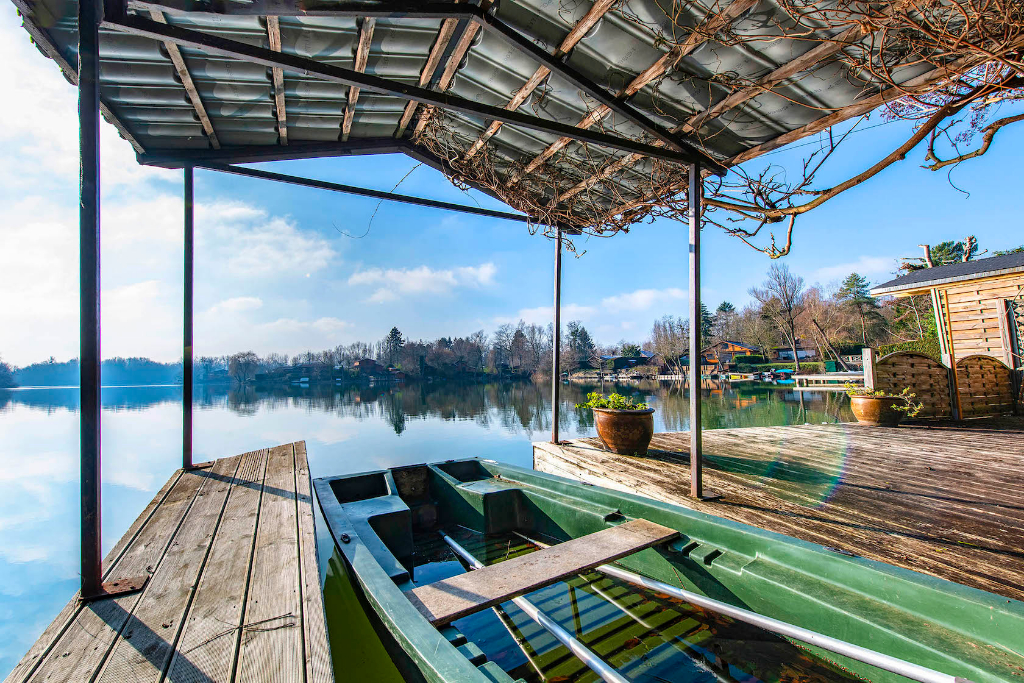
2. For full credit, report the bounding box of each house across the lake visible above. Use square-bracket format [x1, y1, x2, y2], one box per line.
[704, 341, 760, 369]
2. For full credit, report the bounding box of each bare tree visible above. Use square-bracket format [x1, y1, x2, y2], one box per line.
[228, 351, 259, 384]
[750, 264, 806, 370]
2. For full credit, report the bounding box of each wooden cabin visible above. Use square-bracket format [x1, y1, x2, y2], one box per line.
[704, 340, 760, 369]
[871, 252, 1024, 369]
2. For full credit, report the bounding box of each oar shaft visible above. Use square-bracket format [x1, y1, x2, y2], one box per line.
[440, 533, 630, 683]
[515, 532, 973, 683]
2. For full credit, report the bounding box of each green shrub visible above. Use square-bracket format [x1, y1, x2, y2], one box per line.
[575, 392, 649, 410]
[878, 337, 942, 362]
[734, 354, 766, 365]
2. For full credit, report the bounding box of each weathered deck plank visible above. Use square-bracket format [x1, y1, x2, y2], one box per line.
[534, 418, 1024, 602]
[166, 448, 269, 683]
[236, 443, 305, 683]
[408, 519, 679, 626]
[4, 442, 333, 683]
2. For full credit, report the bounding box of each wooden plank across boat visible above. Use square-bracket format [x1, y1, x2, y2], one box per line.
[313, 458, 1024, 683]
[407, 519, 678, 625]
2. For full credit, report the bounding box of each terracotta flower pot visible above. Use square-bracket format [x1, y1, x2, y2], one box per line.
[849, 395, 904, 427]
[593, 407, 655, 455]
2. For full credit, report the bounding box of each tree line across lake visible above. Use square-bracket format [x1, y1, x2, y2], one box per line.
[3, 237, 1013, 387]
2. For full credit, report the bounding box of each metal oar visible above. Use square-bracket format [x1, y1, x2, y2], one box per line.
[515, 532, 975, 683]
[440, 532, 630, 683]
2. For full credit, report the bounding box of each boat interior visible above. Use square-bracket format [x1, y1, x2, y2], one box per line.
[313, 459, 1024, 683]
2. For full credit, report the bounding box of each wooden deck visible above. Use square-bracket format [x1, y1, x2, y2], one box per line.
[4, 442, 334, 683]
[534, 418, 1024, 602]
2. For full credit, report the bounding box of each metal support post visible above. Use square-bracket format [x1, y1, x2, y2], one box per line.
[552, 227, 563, 444]
[688, 162, 704, 499]
[79, 0, 148, 601]
[183, 166, 194, 470]
[79, 0, 103, 601]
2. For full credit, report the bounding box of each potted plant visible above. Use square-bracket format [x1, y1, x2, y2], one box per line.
[844, 383, 922, 426]
[576, 392, 655, 455]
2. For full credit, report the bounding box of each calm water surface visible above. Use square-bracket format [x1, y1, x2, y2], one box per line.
[0, 379, 851, 677]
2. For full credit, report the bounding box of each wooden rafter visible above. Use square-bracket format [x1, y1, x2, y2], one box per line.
[266, 16, 288, 145]
[149, 9, 219, 149]
[395, 15, 459, 137]
[679, 25, 864, 135]
[511, 0, 758, 182]
[583, 45, 1003, 223]
[559, 24, 866, 203]
[412, 0, 495, 140]
[342, 17, 376, 142]
[463, 0, 617, 159]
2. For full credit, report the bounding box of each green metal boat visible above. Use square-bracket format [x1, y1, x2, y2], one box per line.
[313, 458, 1024, 683]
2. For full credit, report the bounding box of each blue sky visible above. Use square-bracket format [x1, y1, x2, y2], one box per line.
[1, 3, 1022, 367]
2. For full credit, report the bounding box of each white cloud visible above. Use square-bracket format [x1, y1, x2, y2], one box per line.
[205, 297, 264, 316]
[199, 202, 337, 278]
[600, 287, 686, 313]
[348, 262, 497, 303]
[495, 304, 597, 326]
[814, 256, 896, 283]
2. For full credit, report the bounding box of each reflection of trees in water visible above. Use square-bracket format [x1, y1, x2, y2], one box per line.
[2, 380, 852, 435]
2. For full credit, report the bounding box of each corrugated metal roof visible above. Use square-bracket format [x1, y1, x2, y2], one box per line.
[16, 0, 958, 227]
[871, 252, 1024, 295]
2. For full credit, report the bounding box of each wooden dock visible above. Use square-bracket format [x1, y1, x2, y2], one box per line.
[5, 442, 334, 683]
[534, 418, 1024, 602]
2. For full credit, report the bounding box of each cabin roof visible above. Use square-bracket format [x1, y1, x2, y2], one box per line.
[870, 252, 1024, 296]
[15, 0, 972, 230]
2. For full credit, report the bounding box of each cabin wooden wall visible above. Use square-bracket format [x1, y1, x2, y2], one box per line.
[936, 274, 1024, 366]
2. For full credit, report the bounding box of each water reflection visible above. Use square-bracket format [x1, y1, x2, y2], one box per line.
[0, 380, 849, 678]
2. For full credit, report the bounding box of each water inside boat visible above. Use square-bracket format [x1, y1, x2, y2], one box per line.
[409, 527, 865, 683]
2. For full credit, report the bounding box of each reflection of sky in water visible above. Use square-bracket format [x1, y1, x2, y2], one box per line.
[0, 381, 850, 677]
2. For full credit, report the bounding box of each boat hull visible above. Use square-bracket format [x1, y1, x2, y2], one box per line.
[314, 459, 1024, 683]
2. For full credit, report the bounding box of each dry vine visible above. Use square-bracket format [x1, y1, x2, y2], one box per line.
[414, 0, 1024, 256]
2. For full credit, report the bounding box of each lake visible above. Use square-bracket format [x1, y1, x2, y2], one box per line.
[0, 379, 851, 677]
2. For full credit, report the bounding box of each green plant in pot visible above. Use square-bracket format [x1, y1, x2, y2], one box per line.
[845, 383, 923, 427]
[576, 392, 655, 455]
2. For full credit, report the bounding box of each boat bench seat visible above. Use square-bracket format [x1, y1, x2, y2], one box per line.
[407, 519, 678, 626]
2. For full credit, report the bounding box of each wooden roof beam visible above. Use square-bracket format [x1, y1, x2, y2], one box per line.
[149, 9, 220, 149]
[558, 25, 865, 203]
[266, 16, 287, 145]
[512, 0, 758, 182]
[412, 0, 494, 140]
[464, 0, 616, 159]
[395, 15, 460, 137]
[105, 15, 714, 167]
[342, 17, 376, 142]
